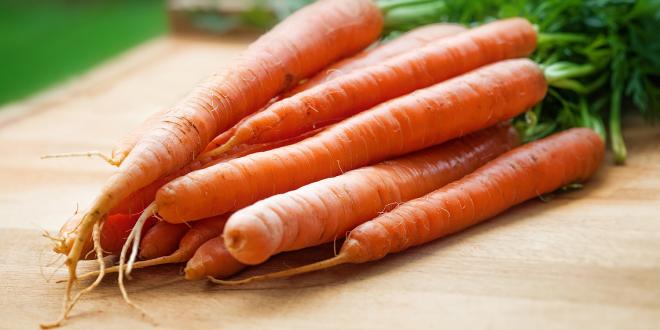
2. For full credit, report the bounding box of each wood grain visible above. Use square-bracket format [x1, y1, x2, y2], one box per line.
[0, 36, 659, 330]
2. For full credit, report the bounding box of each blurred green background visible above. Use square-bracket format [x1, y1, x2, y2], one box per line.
[0, 0, 167, 106]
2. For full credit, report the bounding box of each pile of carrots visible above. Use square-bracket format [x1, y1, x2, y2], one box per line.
[43, 0, 606, 327]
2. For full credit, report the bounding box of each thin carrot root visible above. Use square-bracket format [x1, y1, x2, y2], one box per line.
[41, 222, 106, 329]
[72, 252, 184, 282]
[116, 203, 155, 318]
[208, 254, 348, 286]
[40, 151, 120, 167]
[199, 136, 239, 159]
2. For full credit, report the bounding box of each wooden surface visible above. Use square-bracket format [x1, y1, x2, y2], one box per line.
[1, 36, 659, 330]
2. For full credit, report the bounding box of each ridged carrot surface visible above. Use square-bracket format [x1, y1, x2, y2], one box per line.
[212, 128, 605, 285]
[156, 59, 547, 222]
[223, 124, 520, 265]
[203, 18, 536, 159]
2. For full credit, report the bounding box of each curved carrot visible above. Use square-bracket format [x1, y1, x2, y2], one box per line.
[110, 108, 170, 165]
[202, 18, 536, 158]
[285, 23, 467, 96]
[223, 124, 519, 265]
[155, 59, 547, 223]
[212, 128, 605, 284]
[138, 222, 188, 259]
[184, 237, 246, 280]
[50, 2, 382, 323]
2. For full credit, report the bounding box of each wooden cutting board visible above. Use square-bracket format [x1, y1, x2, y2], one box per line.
[1, 36, 659, 330]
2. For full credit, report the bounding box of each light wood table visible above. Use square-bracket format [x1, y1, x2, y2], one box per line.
[1, 36, 659, 330]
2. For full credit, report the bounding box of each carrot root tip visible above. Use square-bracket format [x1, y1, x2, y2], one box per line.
[40, 151, 120, 167]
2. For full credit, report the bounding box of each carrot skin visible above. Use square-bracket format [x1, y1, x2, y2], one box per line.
[224, 124, 520, 265]
[342, 128, 605, 263]
[156, 59, 547, 223]
[184, 237, 246, 280]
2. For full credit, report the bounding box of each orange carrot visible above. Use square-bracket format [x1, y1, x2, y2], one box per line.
[202, 18, 536, 158]
[153, 59, 547, 223]
[212, 128, 605, 284]
[110, 108, 170, 166]
[202, 22, 463, 155]
[138, 222, 188, 259]
[285, 23, 467, 96]
[112, 126, 327, 214]
[223, 124, 519, 265]
[184, 237, 246, 280]
[48, 1, 382, 325]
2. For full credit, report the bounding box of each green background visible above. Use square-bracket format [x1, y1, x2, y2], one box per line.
[0, 0, 166, 106]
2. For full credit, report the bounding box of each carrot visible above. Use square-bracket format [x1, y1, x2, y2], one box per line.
[47, 1, 382, 325]
[202, 18, 536, 159]
[112, 126, 327, 214]
[138, 222, 188, 259]
[201, 24, 465, 154]
[153, 59, 547, 223]
[75, 215, 229, 281]
[184, 237, 246, 280]
[285, 23, 467, 96]
[222, 124, 519, 265]
[211, 128, 605, 284]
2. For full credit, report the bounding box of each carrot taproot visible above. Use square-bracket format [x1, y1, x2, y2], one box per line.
[110, 108, 170, 166]
[153, 58, 547, 223]
[223, 123, 519, 265]
[211, 128, 605, 284]
[201, 18, 536, 159]
[138, 222, 188, 259]
[284, 23, 467, 96]
[75, 215, 229, 281]
[184, 237, 246, 280]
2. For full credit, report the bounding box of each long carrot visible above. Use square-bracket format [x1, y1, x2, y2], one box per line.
[201, 23, 466, 154]
[184, 237, 246, 280]
[211, 128, 605, 284]
[149, 58, 547, 223]
[285, 23, 467, 96]
[47, 0, 382, 326]
[202, 18, 536, 159]
[112, 126, 327, 214]
[223, 124, 519, 265]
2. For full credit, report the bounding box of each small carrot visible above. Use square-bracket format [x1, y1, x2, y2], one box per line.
[223, 124, 519, 265]
[211, 128, 605, 284]
[153, 59, 547, 223]
[110, 108, 170, 166]
[138, 222, 189, 259]
[202, 18, 536, 159]
[184, 237, 246, 280]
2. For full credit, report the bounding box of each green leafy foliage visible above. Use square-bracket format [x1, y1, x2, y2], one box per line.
[378, 0, 660, 163]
